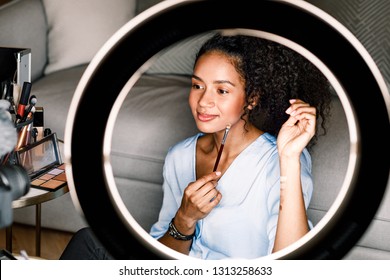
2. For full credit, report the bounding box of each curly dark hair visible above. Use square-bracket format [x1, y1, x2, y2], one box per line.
[194, 33, 333, 147]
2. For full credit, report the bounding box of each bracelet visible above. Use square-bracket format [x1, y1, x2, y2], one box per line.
[168, 218, 195, 241]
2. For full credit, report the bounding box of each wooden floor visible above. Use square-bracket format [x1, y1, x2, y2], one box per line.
[0, 223, 74, 260]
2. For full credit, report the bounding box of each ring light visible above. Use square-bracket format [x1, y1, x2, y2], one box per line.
[64, 0, 390, 259]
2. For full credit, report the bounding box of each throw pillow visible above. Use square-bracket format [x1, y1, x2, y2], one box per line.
[42, 0, 136, 75]
[146, 31, 216, 75]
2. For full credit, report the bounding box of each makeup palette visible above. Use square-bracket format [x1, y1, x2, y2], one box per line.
[29, 163, 67, 191]
[16, 133, 67, 191]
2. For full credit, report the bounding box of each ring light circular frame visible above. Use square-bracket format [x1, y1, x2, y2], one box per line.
[64, 0, 390, 260]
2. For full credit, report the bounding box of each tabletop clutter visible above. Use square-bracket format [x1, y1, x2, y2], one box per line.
[1, 80, 64, 192]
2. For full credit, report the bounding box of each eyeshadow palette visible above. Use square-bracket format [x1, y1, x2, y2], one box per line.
[29, 163, 67, 191]
[16, 133, 67, 191]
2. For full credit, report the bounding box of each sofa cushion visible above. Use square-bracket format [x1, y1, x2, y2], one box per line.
[345, 184, 390, 259]
[110, 74, 199, 185]
[108, 74, 198, 232]
[0, 0, 47, 81]
[308, 94, 349, 225]
[115, 177, 163, 232]
[32, 65, 88, 140]
[307, 93, 390, 259]
[42, 0, 136, 75]
[146, 31, 215, 75]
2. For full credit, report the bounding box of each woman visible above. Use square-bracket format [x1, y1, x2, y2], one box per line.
[60, 32, 332, 260]
[149, 33, 332, 259]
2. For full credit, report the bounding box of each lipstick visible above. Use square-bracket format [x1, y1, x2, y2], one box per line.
[16, 81, 32, 121]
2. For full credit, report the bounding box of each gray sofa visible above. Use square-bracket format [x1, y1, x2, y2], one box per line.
[1, 0, 389, 259]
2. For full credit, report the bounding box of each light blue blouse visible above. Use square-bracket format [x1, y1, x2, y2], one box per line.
[149, 132, 313, 259]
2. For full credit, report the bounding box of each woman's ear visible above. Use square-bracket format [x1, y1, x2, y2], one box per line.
[247, 96, 259, 110]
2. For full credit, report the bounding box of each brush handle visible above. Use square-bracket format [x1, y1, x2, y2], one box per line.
[213, 143, 225, 172]
[212, 125, 231, 172]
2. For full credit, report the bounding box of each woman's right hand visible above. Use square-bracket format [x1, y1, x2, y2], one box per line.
[175, 171, 222, 234]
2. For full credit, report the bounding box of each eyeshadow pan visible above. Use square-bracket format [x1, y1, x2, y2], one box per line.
[39, 173, 55, 180]
[53, 172, 67, 181]
[41, 179, 65, 189]
[31, 178, 46, 186]
[30, 170, 67, 191]
[48, 168, 63, 175]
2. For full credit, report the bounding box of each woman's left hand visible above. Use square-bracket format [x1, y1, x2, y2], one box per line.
[277, 99, 316, 157]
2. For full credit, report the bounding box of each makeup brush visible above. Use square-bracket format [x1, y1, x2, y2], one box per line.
[20, 95, 37, 123]
[15, 106, 36, 150]
[213, 124, 231, 172]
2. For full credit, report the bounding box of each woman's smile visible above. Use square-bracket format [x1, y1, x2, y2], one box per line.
[197, 112, 218, 122]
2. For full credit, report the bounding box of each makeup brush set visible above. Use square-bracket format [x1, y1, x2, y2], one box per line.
[1, 80, 64, 191]
[1, 81, 38, 163]
[1, 47, 46, 165]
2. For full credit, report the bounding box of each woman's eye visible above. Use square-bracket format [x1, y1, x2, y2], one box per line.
[218, 89, 228, 95]
[192, 84, 204, 90]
